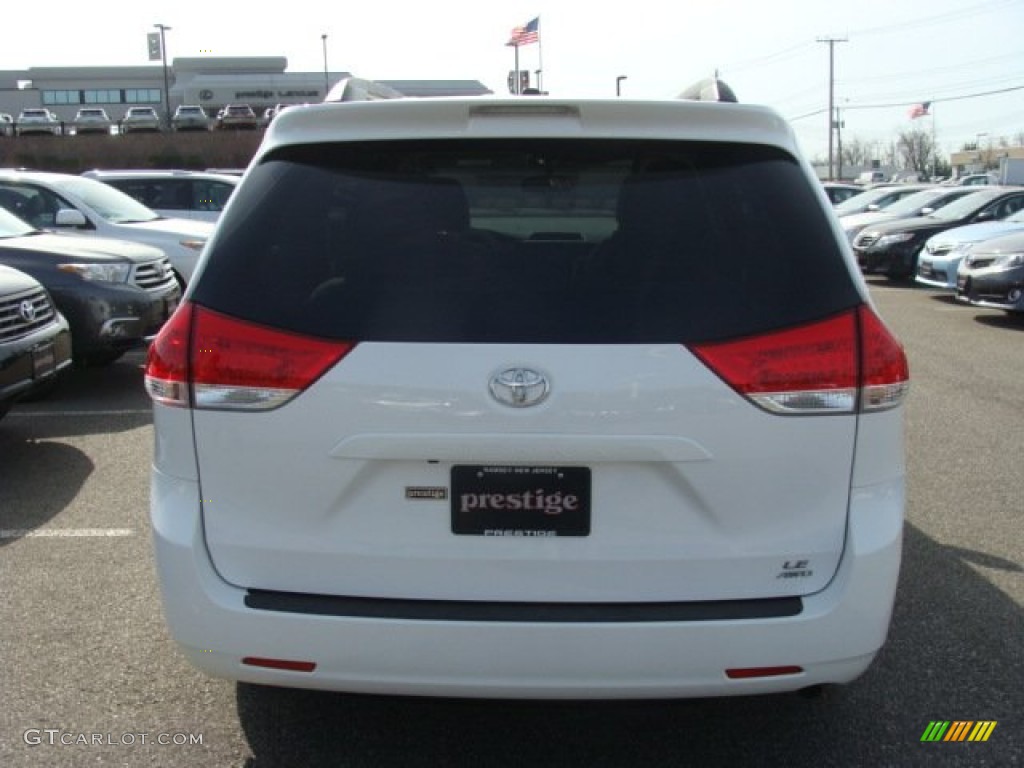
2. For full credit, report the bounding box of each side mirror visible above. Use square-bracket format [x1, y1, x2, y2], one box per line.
[919, 207, 935, 215]
[973, 210, 995, 222]
[54, 208, 88, 228]
[866, 203, 881, 211]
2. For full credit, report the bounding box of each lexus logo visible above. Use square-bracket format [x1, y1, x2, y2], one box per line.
[18, 300, 37, 323]
[489, 367, 550, 408]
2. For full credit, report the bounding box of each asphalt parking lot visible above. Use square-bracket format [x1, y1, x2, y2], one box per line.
[1, 280, 1021, 767]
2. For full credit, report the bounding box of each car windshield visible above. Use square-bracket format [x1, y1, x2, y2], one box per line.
[926, 189, 1000, 221]
[834, 187, 898, 215]
[874, 188, 945, 216]
[0, 205, 38, 238]
[49, 176, 161, 224]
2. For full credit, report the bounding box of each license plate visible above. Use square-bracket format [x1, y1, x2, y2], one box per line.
[451, 465, 591, 537]
[957, 275, 969, 292]
[32, 343, 56, 379]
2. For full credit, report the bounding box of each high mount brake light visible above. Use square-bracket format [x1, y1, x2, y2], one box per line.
[690, 306, 908, 415]
[144, 302, 355, 411]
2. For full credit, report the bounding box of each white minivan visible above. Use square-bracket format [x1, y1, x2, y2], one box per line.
[83, 170, 239, 222]
[146, 86, 909, 700]
[0, 170, 213, 285]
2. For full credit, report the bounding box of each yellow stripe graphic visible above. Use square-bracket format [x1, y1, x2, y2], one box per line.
[968, 721, 997, 742]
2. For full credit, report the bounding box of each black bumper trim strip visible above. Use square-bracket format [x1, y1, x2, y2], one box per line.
[244, 590, 802, 623]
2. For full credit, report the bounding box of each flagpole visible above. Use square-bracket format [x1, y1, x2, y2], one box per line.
[514, 44, 521, 94]
[537, 18, 543, 93]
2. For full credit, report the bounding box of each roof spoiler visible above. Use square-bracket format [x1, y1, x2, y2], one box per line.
[677, 77, 738, 103]
[323, 77, 404, 103]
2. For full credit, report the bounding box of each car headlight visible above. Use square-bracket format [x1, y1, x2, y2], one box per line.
[992, 252, 1024, 269]
[180, 239, 207, 252]
[876, 232, 915, 247]
[57, 263, 131, 283]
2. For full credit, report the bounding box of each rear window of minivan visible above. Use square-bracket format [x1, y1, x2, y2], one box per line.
[192, 139, 861, 344]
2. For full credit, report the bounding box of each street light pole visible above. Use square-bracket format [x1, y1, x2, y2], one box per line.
[154, 24, 172, 129]
[616, 75, 627, 97]
[321, 34, 329, 95]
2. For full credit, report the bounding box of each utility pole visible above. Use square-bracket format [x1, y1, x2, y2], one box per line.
[154, 24, 172, 130]
[817, 36, 847, 180]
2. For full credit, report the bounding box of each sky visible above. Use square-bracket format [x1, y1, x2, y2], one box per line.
[3, 0, 1023, 162]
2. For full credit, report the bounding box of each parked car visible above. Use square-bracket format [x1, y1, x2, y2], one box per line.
[171, 105, 211, 132]
[950, 173, 999, 187]
[15, 108, 62, 136]
[855, 170, 886, 184]
[83, 170, 239, 222]
[839, 186, 978, 245]
[217, 104, 260, 130]
[0, 113, 14, 137]
[917, 208, 1024, 290]
[0, 206, 179, 366]
[956, 230, 1024, 314]
[0, 264, 72, 419]
[72, 107, 113, 135]
[145, 89, 909, 700]
[832, 183, 932, 217]
[853, 186, 1024, 278]
[0, 170, 213, 285]
[121, 106, 161, 133]
[821, 181, 862, 205]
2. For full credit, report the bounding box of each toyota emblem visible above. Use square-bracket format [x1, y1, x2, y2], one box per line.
[489, 367, 550, 408]
[18, 299, 37, 323]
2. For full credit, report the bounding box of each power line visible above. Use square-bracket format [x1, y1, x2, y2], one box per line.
[788, 83, 1024, 124]
[846, 83, 1024, 111]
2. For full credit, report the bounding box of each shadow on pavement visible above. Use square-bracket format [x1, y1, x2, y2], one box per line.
[234, 524, 1023, 768]
[0, 425, 94, 546]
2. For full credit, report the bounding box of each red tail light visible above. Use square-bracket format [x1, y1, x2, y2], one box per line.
[690, 306, 908, 414]
[145, 302, 355, 410]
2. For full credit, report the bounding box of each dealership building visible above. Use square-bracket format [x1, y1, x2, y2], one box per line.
[0, 56, 492, 123]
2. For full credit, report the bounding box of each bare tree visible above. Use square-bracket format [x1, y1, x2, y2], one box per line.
[896, 129, 937, 175]
[840, 137, 875, 168]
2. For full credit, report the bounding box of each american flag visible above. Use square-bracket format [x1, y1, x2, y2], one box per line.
[507, 17, 540, 46]
[908, 101, 931, 119]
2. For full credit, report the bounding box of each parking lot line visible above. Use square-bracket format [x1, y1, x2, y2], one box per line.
[0, 528, 134, 539]
[7, 409, 152, 417]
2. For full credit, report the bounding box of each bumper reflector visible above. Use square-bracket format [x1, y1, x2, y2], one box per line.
[241, 657, 317, 673]
[725, 665, 803, 679]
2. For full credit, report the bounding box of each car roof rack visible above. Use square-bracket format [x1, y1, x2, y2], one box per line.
[323, 77, 405, 103]
[677, 77, 738, 103]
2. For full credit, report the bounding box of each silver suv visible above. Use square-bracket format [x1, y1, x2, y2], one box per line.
[146, 84, 910, 699]
[172, 105, 210, 132]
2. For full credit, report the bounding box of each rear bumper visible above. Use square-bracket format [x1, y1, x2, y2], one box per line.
[150, 466, 903, 699]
